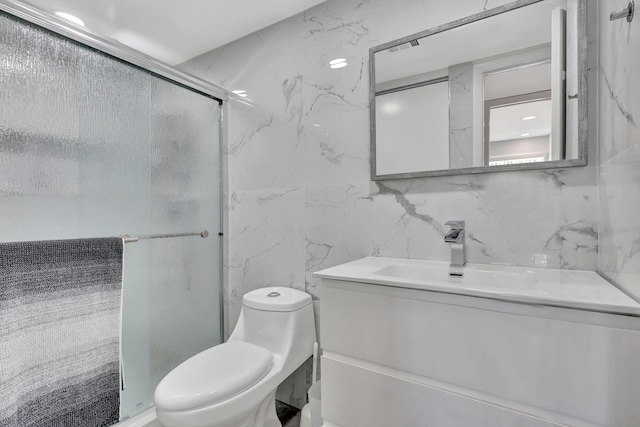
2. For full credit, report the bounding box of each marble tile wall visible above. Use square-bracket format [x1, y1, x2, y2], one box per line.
[597, 0, 640, 299]
[448, 62, 475, 168]
[180, 0, 601, 407]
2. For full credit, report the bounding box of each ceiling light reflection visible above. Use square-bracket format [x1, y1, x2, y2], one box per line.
[54, 11, 85, 27]
[329, 58, 348, 69]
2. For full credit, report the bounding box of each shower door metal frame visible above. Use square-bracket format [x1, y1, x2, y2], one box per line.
[0, 0, 228, 102]
[0, 0, 227, 343]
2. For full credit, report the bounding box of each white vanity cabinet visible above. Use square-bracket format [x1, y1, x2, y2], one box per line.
[316, 258, 640, 427]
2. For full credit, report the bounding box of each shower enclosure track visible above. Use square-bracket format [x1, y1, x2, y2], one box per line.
[0, 0, 227, 102]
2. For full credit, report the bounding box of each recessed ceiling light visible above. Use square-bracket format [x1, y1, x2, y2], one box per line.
[238, 93, 248, 98]
[521, 133, 531, 137]
[232, 90, 246, 95]
[54, 11, 85, 27]
[522, 116, 536, 121]
[330, 62, 348, 69]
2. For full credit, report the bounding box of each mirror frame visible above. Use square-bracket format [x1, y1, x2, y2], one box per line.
[369, 0, 587, 180]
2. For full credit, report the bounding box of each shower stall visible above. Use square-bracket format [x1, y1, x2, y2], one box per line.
[0, 1, 225, 424]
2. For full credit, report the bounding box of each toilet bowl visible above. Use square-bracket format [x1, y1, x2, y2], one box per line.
[154, 287, 316, 427]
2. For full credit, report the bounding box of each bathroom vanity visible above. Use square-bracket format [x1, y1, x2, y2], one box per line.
[315, 257, 640, 427]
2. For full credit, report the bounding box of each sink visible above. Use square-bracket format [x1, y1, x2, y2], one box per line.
[375, 262, 540, 294]
[313, 257, 640, 315]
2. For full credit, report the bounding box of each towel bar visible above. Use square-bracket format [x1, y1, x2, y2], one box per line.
[120, 230, 209, 243]
[610, 1, 634, 22]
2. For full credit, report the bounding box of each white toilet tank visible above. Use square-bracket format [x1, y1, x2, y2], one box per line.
[228, 287, 316, 363]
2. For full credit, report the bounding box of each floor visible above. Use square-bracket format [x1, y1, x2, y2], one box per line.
[276, 400, 302, 427]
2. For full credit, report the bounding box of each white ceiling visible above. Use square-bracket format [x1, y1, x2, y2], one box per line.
[18, 0, 326, 65]
[489, 99, 552, 142]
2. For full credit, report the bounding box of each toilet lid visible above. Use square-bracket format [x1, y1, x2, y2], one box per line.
[154, 341, 273, 411]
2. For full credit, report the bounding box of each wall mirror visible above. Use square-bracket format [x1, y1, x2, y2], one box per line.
[370, 0, 587, 180]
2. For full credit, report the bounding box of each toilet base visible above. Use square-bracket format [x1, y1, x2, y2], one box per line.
[156, 389, 281, 427]
[239, 390, 280, 427]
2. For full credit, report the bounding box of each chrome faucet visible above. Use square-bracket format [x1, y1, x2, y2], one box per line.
[444, 220, 466, 267]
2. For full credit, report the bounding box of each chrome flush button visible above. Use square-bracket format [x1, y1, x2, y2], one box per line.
[267, 292, 281, 298]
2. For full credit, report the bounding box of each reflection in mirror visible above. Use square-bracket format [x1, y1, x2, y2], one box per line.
[487, 97, 552, 165]
[484, 62, 554, 165]
[370, 0, 586, 180]
[376, 78, 449, 175]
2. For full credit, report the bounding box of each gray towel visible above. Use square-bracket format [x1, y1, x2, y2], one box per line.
[0, 238, 123, 427]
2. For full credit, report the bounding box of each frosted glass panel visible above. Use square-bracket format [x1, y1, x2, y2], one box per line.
[0, 11, 222, 422]
[147, 82, 222, 399]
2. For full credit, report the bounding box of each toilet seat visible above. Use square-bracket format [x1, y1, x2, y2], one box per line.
[154, 341, 273, 412]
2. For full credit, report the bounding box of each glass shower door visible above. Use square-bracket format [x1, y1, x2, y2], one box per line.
[0, 9, 223, 422]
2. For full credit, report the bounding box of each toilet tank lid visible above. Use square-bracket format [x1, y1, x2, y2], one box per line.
[243, 287, 312, 311]
[154, 341, 273, 411]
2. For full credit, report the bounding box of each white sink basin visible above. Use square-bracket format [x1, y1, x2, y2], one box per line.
[313, 257, 640, 315]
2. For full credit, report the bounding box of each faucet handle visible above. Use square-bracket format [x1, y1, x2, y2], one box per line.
[445, 220, 465, 229]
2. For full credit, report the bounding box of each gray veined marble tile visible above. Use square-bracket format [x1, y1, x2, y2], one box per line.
[449, 62, 475, 169]
[302, 1, 373, 74]
[303, 58, 371, 187]
[597, 0, 640, 164]
[283, 75, 306, 138]
[225, 99, 304, 192]
[227, 187, 305, 329]
[597, 0, 640, 302]
[598, 143, 640, 299]
[305, 167, 598, 289]
[182, 12, 305, 90]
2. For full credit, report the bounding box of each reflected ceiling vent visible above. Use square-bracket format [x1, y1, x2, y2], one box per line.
[387, 39, 419, 53]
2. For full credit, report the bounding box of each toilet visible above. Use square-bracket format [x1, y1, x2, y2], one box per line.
[154, 287, 316, 427]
